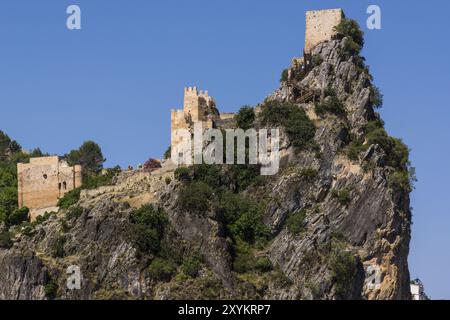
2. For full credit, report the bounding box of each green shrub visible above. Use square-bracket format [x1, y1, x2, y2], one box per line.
[334, 18, 364, 48]
[7, 207, 29, 226]
[371, 86, 384, 109]
[329, 249, 357, 298]
[365, 121, 410, 170]
[286, 209, 307, 235]
[331, 189, 351, 206]
[312, 54, 324, 66]
[315, 96, 345, 117]
[148, 257, 176, 281]
[260, 101, 316, 150]
[165, 177, 172, 185]
[174, 167, 191, 183]
[65, 206, 83, 221]
[32, 211, 55, 226]
[0, 231, 13, 249]
[44, 279, 58, 300]
[280, 68, 289, 83]
[177, 181, 214, 214]
[300, 168, 318, 181]
[130, 205, 168, 254]
[232, 240, 254, 273]
[346, 138, 368, 161]
[255, 257, 273, 273]
[57, 188, 81, 209]
[83, 166, 121, 189]
[164, 146, 171, 160]
[181, 255, 202, 278]
[235, 106, 256, 130]
[52, 236, 66, 258]
[388, 171, 413, 193]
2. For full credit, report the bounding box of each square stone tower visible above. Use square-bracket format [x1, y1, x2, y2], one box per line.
[17, 156, 82, 221]
[305, 9, 344, 53]
[170, 87, 222, 163]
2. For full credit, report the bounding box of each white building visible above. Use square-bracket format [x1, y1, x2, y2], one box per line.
[410, 279, 428, 300]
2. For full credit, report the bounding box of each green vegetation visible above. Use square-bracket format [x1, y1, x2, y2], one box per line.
[174, 164, 269, 274]
[148, 257, 177, 281]
[260, 100, 316, 150]
[285, 209, 307, 236]
[331, 189, 351, 206]
[164, 146, 171, 160]
[329, 249, 357, 298]
[33, 211, 55, 226]
[44, 278, 58, 300]
[0, 131, 44, 226]
[0, 230, 13, 249]
[66, 140, 105, 174]
[6, 207, 29, 226]
[57, 188, 81, 209]
[83, 166, 121, 189]
[346, 137, 368, 161]
[280, 68, 289, 83]
[255, 257, 273, 273]
[181, 255, 202, 278]
[177, 181, 214, 214]
[65, 206, 83, 221]
[315, 88, 346, 117]
[130, 204, 169, 254]
[235, 106, 256, 130]
[312, 54, 324, 66]
[371, 86, 384, 109]
[334, 18, 364, 57]
[300, 167, 318, 181]
[218, 191, 270, 244]
[52, 236, 66, 258]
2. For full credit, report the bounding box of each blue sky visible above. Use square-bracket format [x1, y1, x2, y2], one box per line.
[0, 0, 449, 299]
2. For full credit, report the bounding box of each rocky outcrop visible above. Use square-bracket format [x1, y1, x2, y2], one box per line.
[0, 37, 411, 300]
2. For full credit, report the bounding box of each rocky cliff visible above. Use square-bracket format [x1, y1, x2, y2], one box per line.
[0, 34, 412, 300]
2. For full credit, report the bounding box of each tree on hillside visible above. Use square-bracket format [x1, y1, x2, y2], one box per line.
[0, 131, 21, 158]
[66, 141, 105, 173]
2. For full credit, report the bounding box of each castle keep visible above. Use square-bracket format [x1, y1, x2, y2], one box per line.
[17, 156, 82, 221]
[170, 87, 234, 161]
[305, 9, 344, 53]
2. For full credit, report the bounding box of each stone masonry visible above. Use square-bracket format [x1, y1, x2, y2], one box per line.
[17, 156, 82, 221]
[305, 8, 344, 53]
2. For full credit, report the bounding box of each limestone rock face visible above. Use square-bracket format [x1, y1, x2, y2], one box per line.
[0, 37, 411, 300]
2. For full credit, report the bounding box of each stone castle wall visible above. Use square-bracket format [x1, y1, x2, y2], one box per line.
[17, 156, 82, 220]
[305, 9, 344, 53]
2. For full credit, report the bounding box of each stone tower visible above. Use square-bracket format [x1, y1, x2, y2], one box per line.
[305, 8, 344, 53]
[17, 156, 82, 221]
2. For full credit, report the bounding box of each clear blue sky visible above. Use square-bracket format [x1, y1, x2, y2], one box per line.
[0, 0, 449, 299]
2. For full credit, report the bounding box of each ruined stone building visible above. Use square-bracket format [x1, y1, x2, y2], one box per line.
[170, 87, 234, 162]
[290, 8, 344, 79]
[17, 156, 82, 221]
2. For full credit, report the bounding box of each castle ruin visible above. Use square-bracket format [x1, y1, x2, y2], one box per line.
[170, 9, 345, 161]
[170, 87, 234, 162]
[17, 156, 82, 221]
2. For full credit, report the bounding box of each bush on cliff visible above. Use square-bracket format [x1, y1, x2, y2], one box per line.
[235, 106, 256, 130]
[260, 100, 316, 150]
[130, 205, 168, 254]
